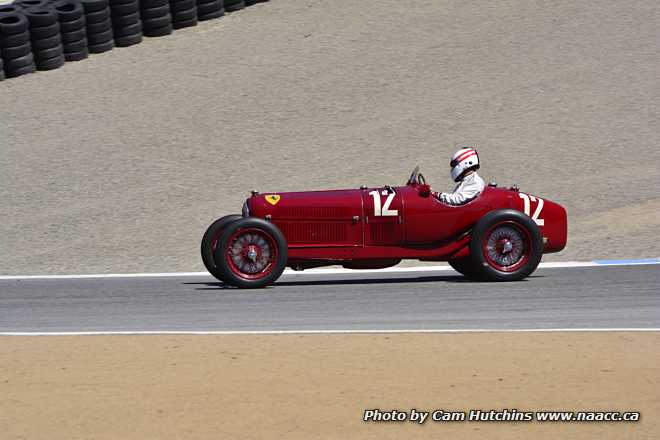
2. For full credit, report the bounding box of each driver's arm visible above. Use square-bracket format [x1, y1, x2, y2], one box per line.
[432, 185, 481, 206]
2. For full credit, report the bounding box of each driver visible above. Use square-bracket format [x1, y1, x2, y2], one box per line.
[433, 147, 485, 206]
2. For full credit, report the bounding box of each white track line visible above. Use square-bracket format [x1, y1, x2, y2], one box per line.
[2, 260, 657, 281]
[1, 328, 659, 336]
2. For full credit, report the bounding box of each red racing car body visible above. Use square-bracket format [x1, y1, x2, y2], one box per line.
[202, 167, 567, 288]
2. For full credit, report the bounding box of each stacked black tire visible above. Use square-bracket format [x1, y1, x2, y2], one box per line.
[0, 6, 36, 78]
[195, 0, 222, 21]
[109, 0, 142, 47]
[80, 0, 113, 53]
[23, 5, 65, 70]
[53, 0, 88, 61]
[140, 0, 172, 37]
[169, 0, 195, 30]
[223, 0, 242, 12]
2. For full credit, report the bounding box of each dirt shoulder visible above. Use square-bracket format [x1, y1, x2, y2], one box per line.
[1, 332, 657, 439]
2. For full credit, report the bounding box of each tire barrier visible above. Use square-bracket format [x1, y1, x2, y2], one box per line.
[109, 0, 142, 47]
[53, 0, 88, 61]
[0, 0, 270, 80]
[24, 6, 64, 70]
[223, 0, 242, 12]
[80, 0, 114, 53]
[170, 0, 196, 29]
[196, 0, 222, 22]
[140, 0, 172, 37]
[0, 10, 37, 77]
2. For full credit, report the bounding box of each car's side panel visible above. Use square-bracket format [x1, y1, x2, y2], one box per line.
[249, 189, 364, 248]
[361, 187, 404, 246]
[402, 186, 507, 244]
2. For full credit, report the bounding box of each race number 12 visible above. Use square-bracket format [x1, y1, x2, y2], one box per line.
[519, 193, 544, 226]
[369, 190, 398, 217]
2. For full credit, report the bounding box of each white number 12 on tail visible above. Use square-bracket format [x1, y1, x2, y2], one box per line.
[369, 190, 398, 217]
[519, 193, 544, 226]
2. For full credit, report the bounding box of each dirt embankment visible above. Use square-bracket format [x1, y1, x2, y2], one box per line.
[1, 332, 658, 439]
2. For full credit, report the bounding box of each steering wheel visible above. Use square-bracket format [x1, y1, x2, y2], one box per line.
[407, 166, 420, 185]
[418, 173, 426, 185]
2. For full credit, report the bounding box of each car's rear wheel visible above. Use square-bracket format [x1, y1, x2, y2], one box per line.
[448, 257, 482, 279]
[201, 214, 242, 281]
[467, 209, 543, 281]
[214, 217, 288, 288]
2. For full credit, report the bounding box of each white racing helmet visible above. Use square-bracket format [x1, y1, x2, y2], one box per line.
[450, 147, 480, 182]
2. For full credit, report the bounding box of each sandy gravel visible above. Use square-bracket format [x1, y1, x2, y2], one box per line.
[1, 0, 659, 274]
[0, 332, 658, 439]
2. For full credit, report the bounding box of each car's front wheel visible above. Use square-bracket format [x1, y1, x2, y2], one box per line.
[201, 214, 242, 281]
[214, 217, 288, 288]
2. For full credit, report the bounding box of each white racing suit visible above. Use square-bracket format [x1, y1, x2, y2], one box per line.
[436, 172, 485, 206]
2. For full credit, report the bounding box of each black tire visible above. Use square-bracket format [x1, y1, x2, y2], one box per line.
[33, 42, 63, 59]
[31, 33, 61, 49]
[29, 21, 60, 39]
[224, 0, 244, 12]
[142, 13, 170, 28]
[35, 52, 64, 69]
[448, 257, 483, 279]
[62, 36, 87, 51]
[59, 16, 85, 32]
[80, 0, 108, 13]
[24, 7, 58, 27]
[172, 7, 195, 21]
[114, 31, 140, 46]
[53, 1, 84, 21]
[170, 0, 194, 12]
[86, 17, 111, 33]
[140, 4, 169, 19]
[196, 0, 221, 14]
[1, 41, 31, 59]
[109, 1, 138, 15]
[201, 214, 242, 281]
[110, 11, 138, 26]
[0, 12, 29, 35]
[143, 22, 171, 36]
[467, 209, 543, 282]
[113, 20, 140, 35]
[15, 0, 50, 7]
[88, 37, 113, 52]
[5, 51, 34, 69]
[172, 16, 196, 28]
[87, 28, 112, 43]
[85, 6, 109, 23]
[141, 0, 168, 8]
[5, 62, 36, 77]
[63, 46, 88, 60]
[0, 5, 23, 15]
[197, 8, 223, 20]
[1, 30, 29, 47]
[214, 217, 288, 289]
[61, 26, 86, 42]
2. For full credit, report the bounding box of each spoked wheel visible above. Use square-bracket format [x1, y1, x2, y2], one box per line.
[466, 209, 543, 281]
[201, 214, 242, 281]
[215, 217, 287, 288]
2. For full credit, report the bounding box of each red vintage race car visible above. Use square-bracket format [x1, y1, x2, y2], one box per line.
[201, 167, 567, 288]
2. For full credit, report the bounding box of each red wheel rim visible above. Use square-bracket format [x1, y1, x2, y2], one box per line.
[225, 228, 278, 280]
[482, 221, 531, 272]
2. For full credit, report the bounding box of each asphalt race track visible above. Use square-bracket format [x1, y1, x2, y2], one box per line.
[0, 265, 658, 333]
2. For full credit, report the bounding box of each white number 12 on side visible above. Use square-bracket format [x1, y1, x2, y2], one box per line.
[369, 190, 398, 217]
[519, 193, 545, 226]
